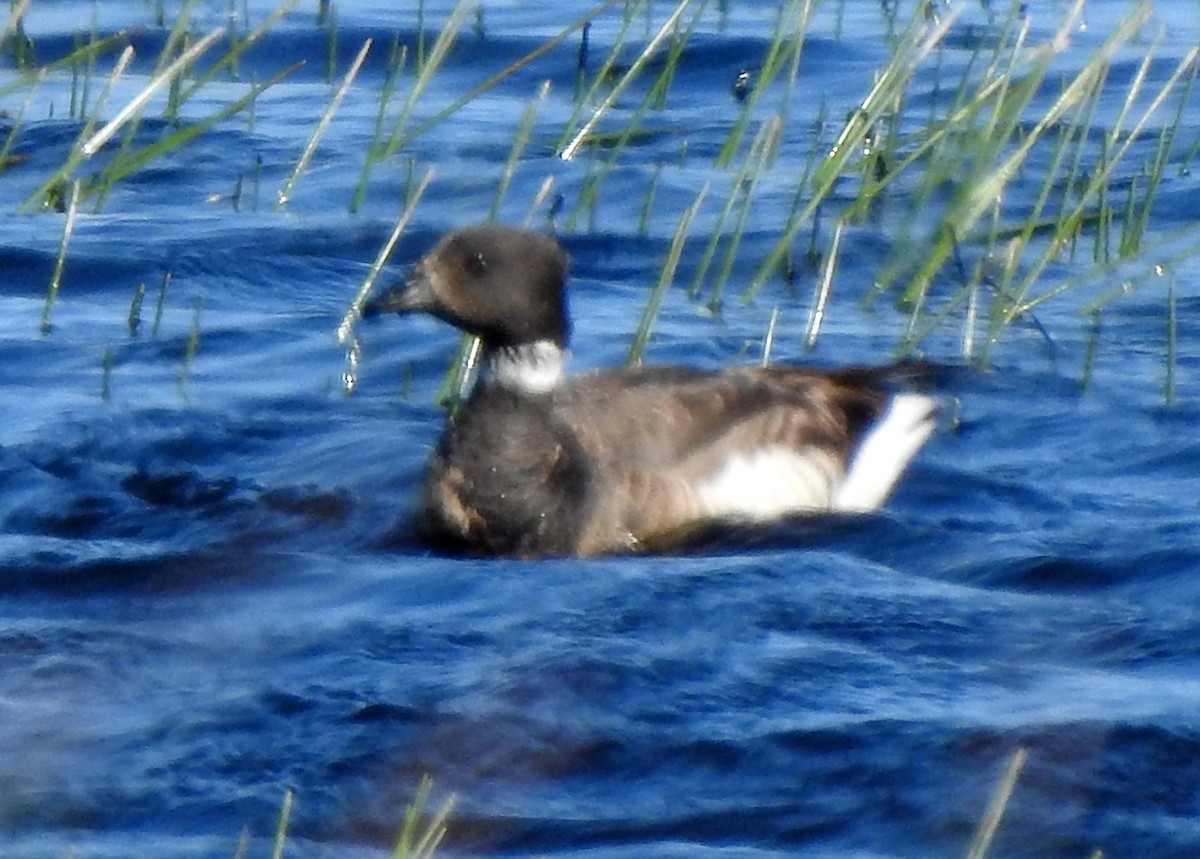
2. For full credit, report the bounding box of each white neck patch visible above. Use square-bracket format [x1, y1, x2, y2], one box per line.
[485, 340, 567, 394]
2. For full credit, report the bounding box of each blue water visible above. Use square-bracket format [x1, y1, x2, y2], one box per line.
[3, 1, 1200, 857]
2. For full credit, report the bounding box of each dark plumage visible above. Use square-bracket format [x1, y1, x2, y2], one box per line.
[365, 224, 939, 557]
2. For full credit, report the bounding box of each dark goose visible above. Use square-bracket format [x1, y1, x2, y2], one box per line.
[365, 224, 939, 557]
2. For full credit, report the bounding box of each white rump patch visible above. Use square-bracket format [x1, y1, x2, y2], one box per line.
[832, 393, 938, 512]
[696, 447, 841, 521]
[695, 393, 937, 522]
[486, 340, 566, 394]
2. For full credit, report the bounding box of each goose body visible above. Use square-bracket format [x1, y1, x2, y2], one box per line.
[365, 224, 938, 557]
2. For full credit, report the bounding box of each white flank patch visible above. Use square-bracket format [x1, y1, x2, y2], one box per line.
[832, 393, 938, 512]
[696, 446, 841, 521]
[487, 340, 566, 394]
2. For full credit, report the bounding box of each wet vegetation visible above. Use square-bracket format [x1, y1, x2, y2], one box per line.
[1, 1, 1194, 850]
[3, 0, 1194, 394]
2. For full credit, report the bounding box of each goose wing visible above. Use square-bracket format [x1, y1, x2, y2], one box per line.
[552, 364, 936, 553]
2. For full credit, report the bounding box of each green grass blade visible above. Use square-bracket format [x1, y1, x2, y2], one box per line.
[277, 37, 373, 209]
[270, 790, 293, 859]
[405, 0, 623, 160]
[338, 168, 435, 394]
[560, 0, 693, 161]
[87, 63, 302, 201]
[1, 0, 30, 41]
[22, 44, 136, 211]
[964, 747, 1027, 859]
[177, 0, 299, 105]
[40, 181, 80, 335]
[628, 182, 707, 365]
[804, 219, 843, 349]
[489, 79, 551, 220]
[81, 27, 226, 156]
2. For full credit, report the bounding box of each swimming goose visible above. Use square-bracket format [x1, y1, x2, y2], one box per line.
[364, 224, 938, 557]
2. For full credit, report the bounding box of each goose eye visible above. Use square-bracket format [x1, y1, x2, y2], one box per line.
[463, 252, 487, 277]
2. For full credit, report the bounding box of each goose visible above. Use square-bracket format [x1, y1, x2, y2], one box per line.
[364, 224, 938, 557]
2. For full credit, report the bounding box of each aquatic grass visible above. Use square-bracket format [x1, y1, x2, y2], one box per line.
[322, 0, 338, 82]
[891, 6, 1171, 347]
[561, 0, 703, 231]
[250, 153, 263, 210]
[243, 756, 1063, 859]
[364, 0, 620, 177]
[960, 261, 980, 362]
[760, 305, 780, 367]
[636, 164, 660, 237]
[701, 0, 1199, 372]
[413, 0, 426, 70]
[525, 174, 558, 228]
[39, 180, 79, 334]
[488, 79, 551, 221]
[338, 167, 434, 394]
[573, 20, 592, 101]
[127, 281, 146, 335]
[3, 0, 34, 70]
[538, 0, 1198, 377]
[804, 219, 843, 349]
[21, 26, 228, 212]
[231, 826, 250, 859]
[377, 0, 475, 160]
[69, 31, 84, 118]
[688, 120, 767, 299]
[92, 1, 213, 204]
[559, 0, 694, 161]
[628, 182, 707, 364]
[350, 35, 408, 214]
[357, 0, 623, 216]
[1, 0, 29, 40]
[564, 155, 599, 232]
[714, 0, 812, 168]
[82, 28, 226, 158]
[645, 21, 690, 112]
[1, 0, 32, 73]
[643, 1, 706, 113]
[13, 0, 1196, 398]
[231, 173, 245, 210]
[1080, 309, 1101, 393]
[1121, 56, 1196, 254]
[88, 62, 303, 208]
[433, 332, 480, 410]
[870, 18, 1057, 306]
[258, 777, 455, 859]
[151, 271, 172, 338]
[10, 0, 303, 213]
[177, 297, 203, 398]
[0, 71, 38, 171]
[744, 0, 965, 301]
[150, 0, 204, 124]
[270, 789, 293, 859]
[975, 42, 1199, 346]
[1164, 277, 1176, 405]
[706, 115, 782, 311]
[559, 1, 644, 142]
[22, 43, 135, 210]
[964, 746, 1028, 859]
[0, 29, 127, 102]
[276, 37, 373, 209]
[100, 346, 114, 401]
[176, 0, 300, 105]
[391, 775, 456, 859]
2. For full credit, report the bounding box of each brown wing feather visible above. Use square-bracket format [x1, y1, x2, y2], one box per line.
[552, 364, 894, 467]
[551, 364, 904, 552]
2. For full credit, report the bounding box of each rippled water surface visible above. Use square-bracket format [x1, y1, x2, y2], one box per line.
[3, 1, 1200, 857]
